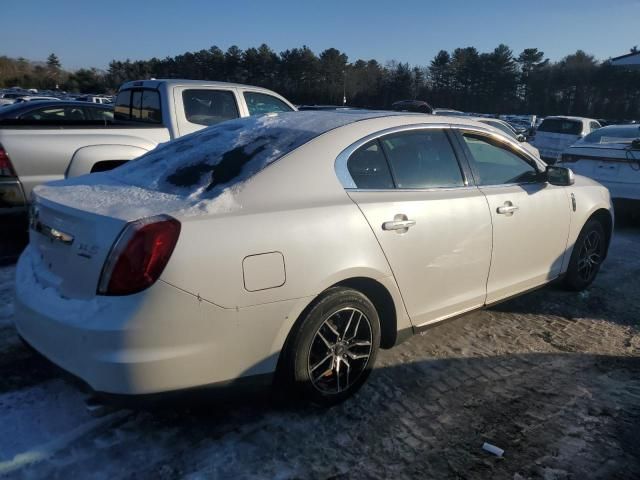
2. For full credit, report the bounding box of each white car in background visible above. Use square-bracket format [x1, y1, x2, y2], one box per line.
[532, 116, 601, 164]
[558, 124, 640, 202]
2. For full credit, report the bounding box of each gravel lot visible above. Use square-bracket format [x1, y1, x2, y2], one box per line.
[0, 223, 639, 479]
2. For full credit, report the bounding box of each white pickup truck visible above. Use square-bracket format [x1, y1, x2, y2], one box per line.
[0, 79, 296, 225]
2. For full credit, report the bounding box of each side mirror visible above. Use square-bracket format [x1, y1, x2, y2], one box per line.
[546, 165, 575, 186]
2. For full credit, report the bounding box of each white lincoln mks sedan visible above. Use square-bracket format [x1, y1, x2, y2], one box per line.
[14, 111, 613, 405]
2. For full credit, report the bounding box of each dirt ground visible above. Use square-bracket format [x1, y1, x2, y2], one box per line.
[0, 223, 639, 479]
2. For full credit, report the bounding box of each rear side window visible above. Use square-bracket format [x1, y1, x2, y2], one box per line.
[537, 119, 582, 135]
[589, 121, 601, 131]
[462, 133, 539, 185]
[380, 130, 464, 189]
[183, 89, 239, 126]
[347, 141, 394, 189]
[114, 89, 162, 124]
[243, 92, 293, 116]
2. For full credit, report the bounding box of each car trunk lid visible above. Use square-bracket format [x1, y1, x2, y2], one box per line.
[30, 174, 188, 299]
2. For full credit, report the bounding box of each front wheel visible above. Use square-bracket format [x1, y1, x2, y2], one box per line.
[564, 219, 606, 291]
[281, 287, 381, 406]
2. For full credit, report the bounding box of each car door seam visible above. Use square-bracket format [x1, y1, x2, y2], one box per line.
[345, 192, 413, 324]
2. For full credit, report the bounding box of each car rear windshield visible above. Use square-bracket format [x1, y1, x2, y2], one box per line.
[537, 119, 582, 135]
[582, 126, 640, 144]
[110, 111, 399, 199]
[114, 88, 162, 124]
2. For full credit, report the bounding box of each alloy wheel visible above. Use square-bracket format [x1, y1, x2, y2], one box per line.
[307, 307, 373, 395]
[577, 229, 602, 282]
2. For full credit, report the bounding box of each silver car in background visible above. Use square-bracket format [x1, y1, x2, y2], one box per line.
[14, 111, 613, 405]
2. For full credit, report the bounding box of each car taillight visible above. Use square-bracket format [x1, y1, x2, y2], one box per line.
[559, 153, 579, 163]
[98, 215, 181, 296]
[0, 144, 17, 178]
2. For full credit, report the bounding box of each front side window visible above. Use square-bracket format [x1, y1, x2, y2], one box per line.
[183, 89, 239, 126]
[380, 130, 464, 189]
[462, 133, 539, 185]
[347, 140, 394, 189]
[589, 121, 601, 131]
[243, 91, 293, 116]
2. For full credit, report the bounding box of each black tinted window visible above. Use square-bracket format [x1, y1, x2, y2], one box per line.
[347, 141, 394, 189]
[463, 134, 538, 185]
[114, 90, 131, 121]
[244, 92, 293, 115]
[115, 89, 161, 124]
[380, 130, 464, 189]
[183, 89, 239, 126]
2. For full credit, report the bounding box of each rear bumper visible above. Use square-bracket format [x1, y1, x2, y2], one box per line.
[13, 245, 302, 395]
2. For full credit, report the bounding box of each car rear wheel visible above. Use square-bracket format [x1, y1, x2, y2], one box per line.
[564, 219, 606, 291]
[281, 287, 381, 406]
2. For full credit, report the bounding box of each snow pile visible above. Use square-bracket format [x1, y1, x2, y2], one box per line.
[35, 111, 398, 220]
[35, 174, 189, 222]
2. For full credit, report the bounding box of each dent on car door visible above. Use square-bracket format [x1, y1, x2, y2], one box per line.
[457, 131, 571, 303]
[343, 128, 493, 327]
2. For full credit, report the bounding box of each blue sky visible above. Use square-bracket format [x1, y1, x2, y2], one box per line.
[1, 0, 638, 70]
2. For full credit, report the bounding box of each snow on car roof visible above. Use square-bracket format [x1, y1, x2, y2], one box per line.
[110, 110, 402, 198]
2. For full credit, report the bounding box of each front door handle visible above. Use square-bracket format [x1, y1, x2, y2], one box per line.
[382, 214, 416, 233]
[496, 201, 519, 215]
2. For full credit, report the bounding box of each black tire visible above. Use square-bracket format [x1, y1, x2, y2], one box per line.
[563, 219, 606, 291]
[280, 287, 381, 406]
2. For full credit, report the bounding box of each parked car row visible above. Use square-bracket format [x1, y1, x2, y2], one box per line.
[0, 89, 114, 107]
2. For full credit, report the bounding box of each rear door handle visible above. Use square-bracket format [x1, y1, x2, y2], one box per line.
[496, 202, 519, 215]
[382, 214, 416, 233]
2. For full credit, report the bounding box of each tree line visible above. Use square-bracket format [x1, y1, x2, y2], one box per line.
[1, 44, 639, 118]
